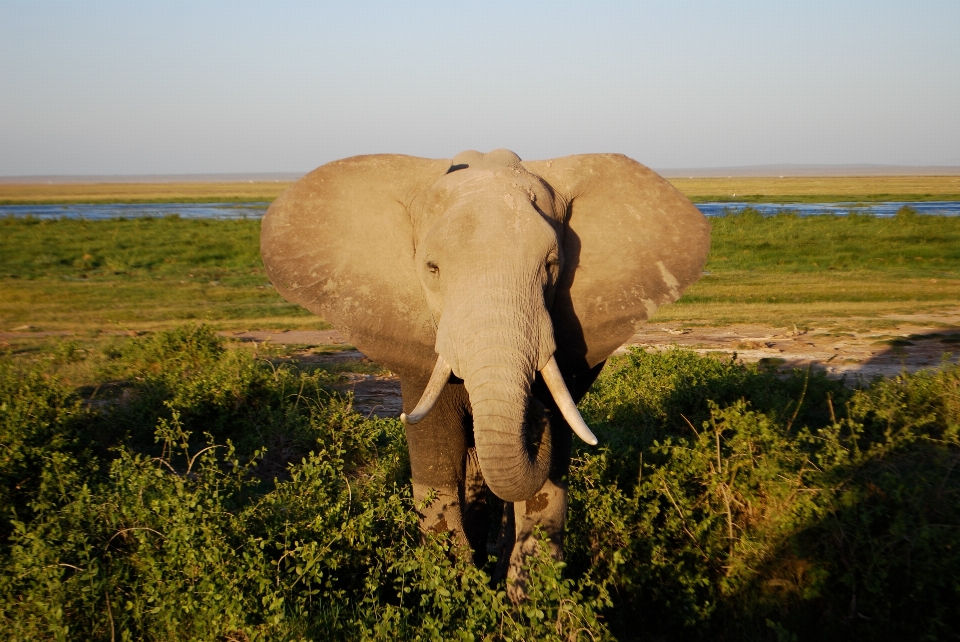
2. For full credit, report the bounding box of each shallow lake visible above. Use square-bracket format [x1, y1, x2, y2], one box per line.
[695, 201, 960, 218]
[2, 201, 960, 220]
[0, 202, 272, 220]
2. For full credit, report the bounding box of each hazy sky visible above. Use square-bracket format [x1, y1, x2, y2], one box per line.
[2, 0, 958, 176]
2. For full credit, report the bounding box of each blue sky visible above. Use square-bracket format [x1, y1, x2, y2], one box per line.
[1, 0, 958, 175]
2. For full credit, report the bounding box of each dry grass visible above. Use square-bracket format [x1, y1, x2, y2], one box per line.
[668, 175, 960, 202]
[0, 182, 293, 205]
[3, 176, 960, 205]
[0, 276, 326, 333]
[654, 271, 960, 329]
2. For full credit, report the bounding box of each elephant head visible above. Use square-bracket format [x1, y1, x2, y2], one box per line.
[260, 150, 710, 502]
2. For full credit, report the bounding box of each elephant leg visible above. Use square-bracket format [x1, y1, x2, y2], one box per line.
[505, 412, 573, 602]
[400, 376, 474, 555]
[462, 446, 490, 566]
[493, 499, 515, 583]
[505, 474, 568, 602]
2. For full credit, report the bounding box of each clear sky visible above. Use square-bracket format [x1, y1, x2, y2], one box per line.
[1, 0, 958, 176]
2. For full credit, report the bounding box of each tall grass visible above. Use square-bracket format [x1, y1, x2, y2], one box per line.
[2, 326, 958, 640]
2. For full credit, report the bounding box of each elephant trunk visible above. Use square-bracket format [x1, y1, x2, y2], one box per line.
[435, 279, 557, 503]
[462, 335, 553, 503]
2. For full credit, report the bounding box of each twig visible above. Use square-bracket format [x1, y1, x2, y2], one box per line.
[105, 591, 115, 642]
[660, 483, 707, 559]
[151, 457, 179, 475]
[105, 527, 165, 551]
[680, 413, 700, 437]
[785, 365, 811, 432]
[713, 419, 735, 556]
[342, 473, 353, 515]
[17, 563, 85, 580]
[186, 445, 223, 475]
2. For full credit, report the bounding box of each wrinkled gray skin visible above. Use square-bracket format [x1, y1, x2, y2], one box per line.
[261, 149, 710, 598]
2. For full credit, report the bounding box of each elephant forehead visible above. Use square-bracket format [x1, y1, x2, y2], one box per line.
[426, 202, 558, 254]
[450, 148, 522, 169]
[423, 169, 558, 220]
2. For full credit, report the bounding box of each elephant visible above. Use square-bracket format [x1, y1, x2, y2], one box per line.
[260, 149, 710, 596]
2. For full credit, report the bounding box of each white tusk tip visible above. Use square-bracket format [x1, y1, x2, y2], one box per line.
[574, 426, 599, 446]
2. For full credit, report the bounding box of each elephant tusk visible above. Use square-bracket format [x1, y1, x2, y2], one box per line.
[540, 355, 599, 446]
[401, 355, 453, 425]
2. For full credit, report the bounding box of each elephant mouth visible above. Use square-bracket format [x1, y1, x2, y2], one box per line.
[401, 353, 598, 447]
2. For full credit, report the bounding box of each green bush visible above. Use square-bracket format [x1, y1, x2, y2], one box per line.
[574, 348, 960, 640]
[1, 328, 958, 640]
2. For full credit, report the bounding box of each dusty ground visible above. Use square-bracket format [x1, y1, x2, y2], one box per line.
[219, 311, 960, 417]
[3, 316, 957, 419]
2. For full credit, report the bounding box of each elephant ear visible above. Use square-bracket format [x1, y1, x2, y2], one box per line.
[261, 154, 450, 375]
[523, 154, 711, 370]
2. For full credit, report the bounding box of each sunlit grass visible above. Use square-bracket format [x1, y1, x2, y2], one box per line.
[668, 174, 960, 203]
[1, 211, 958, 334]
[0, 181, 293, 205]
[3, 175, 960, 205]
[645, 209, 960, 328]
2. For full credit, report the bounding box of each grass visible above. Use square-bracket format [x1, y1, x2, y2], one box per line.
[2, 210, 959, 335]
[668, 175, 960, 203]
[0, 181, 293, 205]
[0, 216, 322, 333]
[3, 176, 959, 205]
[1, 326, 958, 640]
[661, 208, 960, 328]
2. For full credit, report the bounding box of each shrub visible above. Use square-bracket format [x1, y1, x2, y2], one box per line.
[1, 331, 958, 640]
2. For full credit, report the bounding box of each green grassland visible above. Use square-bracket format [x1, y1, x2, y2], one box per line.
[2, 199, 960, 638]
[659, 208, 960, 327]
[0, 216, 321, 333]
[2, 326, 958, 640]
[2, 210, 959, 334]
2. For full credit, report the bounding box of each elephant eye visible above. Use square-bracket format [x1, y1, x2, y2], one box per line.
[426, 261, 440, 276]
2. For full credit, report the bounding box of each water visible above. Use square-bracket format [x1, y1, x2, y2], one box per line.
[0, 202, 271, 220]
[695, 201, 960, 218]
[2, 201, 960, 220]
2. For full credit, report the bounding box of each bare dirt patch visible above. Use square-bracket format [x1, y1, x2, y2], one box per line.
[222, 311, 960, 416]
[221, 331, 403, 418]
[622, 310, 960, 380]
[5, 317, 953, 420]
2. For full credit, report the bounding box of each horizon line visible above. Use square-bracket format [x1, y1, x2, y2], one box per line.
[3, 163, 960, 184]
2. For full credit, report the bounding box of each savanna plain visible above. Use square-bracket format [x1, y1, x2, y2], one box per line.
[1, 178, 959, 641]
